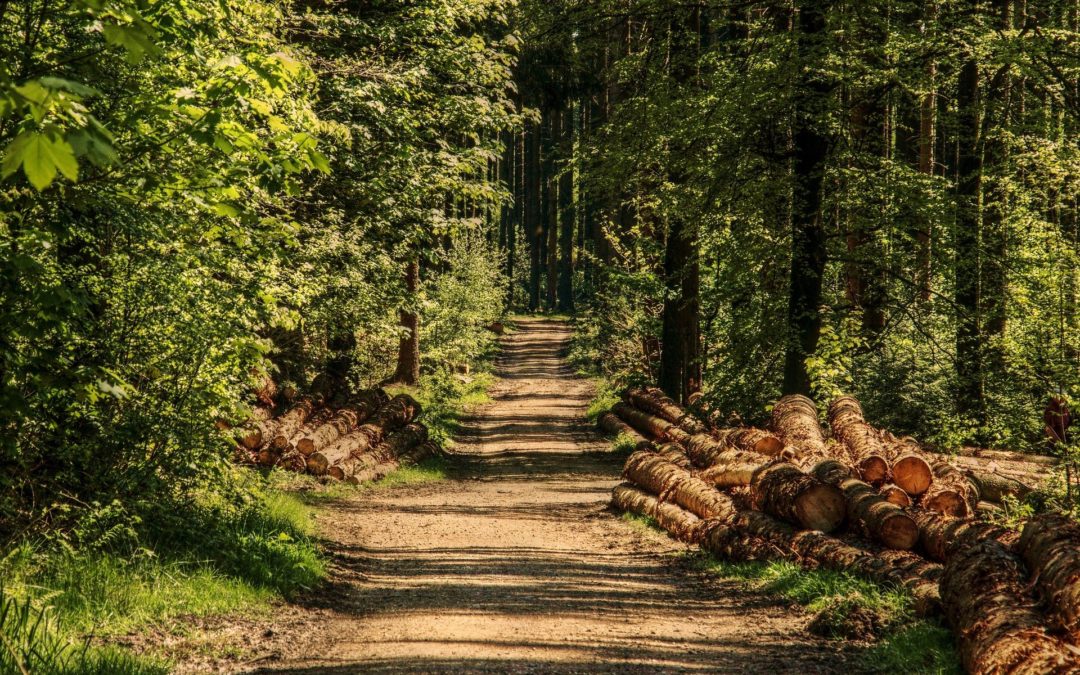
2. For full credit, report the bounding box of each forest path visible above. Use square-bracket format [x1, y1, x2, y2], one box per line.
[246, 318, 850, 673]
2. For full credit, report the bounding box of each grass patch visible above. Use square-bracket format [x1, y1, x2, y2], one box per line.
[689, 554, 960, 673]
[0, 479, 326, 671]
[620, 511, 662, 533]
[355, 456, 450, 490]
[585, 377, 621, 422]
[386, 367, 496, 449]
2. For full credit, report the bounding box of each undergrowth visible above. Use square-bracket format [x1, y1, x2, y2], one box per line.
[0, 476, 325, 672]
[688, 553, 961, 674]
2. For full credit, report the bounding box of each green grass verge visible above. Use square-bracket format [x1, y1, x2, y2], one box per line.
[689, 553, 960, 673]
[0, 479, 325, 672]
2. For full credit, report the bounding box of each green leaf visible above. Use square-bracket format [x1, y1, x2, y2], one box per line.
[10, 132, 79, 190]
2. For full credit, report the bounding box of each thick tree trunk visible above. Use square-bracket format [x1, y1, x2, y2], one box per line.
[827, 397, 891, 484]
[769, 394, 829, 458]
[392, 259, 421, 385]
[941, 539, 1076, 673]
[658, 215, 702, 404]
[1018, 513, 1080, 640]
[916, 4, 937, 301]
[625, 387, 707, 434]
[611, 402, 691, 444]
[782, 1, 831, 395]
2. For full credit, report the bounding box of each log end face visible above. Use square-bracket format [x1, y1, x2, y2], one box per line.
[892, 456, 933, 495]
[794, 484, 847, 533]
[755, 436, 786, 457]
[857, 456, 891, 485]
[880, 513, 920, 551]
[296, 438, 315, 456]
[923, 491, 967, 518]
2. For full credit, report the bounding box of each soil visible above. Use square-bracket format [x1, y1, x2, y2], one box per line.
[173, 317, 855, 673]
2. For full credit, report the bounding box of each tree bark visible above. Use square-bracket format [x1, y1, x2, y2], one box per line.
[392, 258, 421, 385]
[525, 118, 542, 311]
[558, 101, 575, 312]
[827, 397, 892, 484]
[769, 394, 829, 458]
[941, 539, 1076, 673]
[782, 1, 832, 395]
[1018, 513, 1080, 640]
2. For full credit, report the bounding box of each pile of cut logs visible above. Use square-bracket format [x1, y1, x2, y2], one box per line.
[602, 388, 1080, 672]
[230, 380, 436, 483]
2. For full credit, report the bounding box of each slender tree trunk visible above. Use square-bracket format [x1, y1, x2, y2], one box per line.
[525, 117, 542, 311]
[392, 258, 421, 385]
[508, 128, 522, 307]
[955, 38, 985, 424]
[782, 1, 832, 395]
[558, 101, 575, 312]
[916, 3, 937, 302]
[542, 109, 558, 310]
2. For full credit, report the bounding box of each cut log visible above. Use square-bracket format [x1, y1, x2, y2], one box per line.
[770, 394, 829, 457]
[653, 442, 693, 469]
[266, 398, 320, 451]
[966, 468, 1038, 503]
[1018, 513, 1080, 640]
[612, 402, 691, 444]
[335, 423, 429, 481]
[886, 437, 933, 496]
[880, 484, 912, 507]
[611, 482, 706, 541]
[306, 395, 421, 475]
[827, 397, 891, 485]
[919, 461, 979, 517]
[835, 478, 918, 550]
[597, 412, 645, 442]
[295, 391, 387, 456]
[749, 462, 846, 533]
[238, 406, 274, 450]
[941, 539, 1078, 673]
[612, 482, 940, 615]
[622, 451, 738, 521]
[625, 450, 844, 533]
[625, 387, 708, 434]
[714, 428, 788, 458]
[910, 509, 1016, 562]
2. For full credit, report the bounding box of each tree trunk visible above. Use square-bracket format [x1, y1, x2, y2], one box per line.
[782, 1, 832, 395]
[827, 397, 892, 484]
[955, 42, 985, 426]
[392, 259, 421, 385]
[941, 539, 1076, 673]
[525, 118, 542, 311]
[543, 109, 558, 311]
[769, 394, 829, 458]
[1017, 513, 1080, 640]
[558, 101, 575, 312]
[916, 1, 937, 301]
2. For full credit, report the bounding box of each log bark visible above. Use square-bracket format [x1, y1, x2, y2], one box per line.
[622, 451, 738, 521]
[625, 387, 707, 434]
[910, 509, 1016, 562]
[612, 402, 691, 444]
[941, 539, 1078, 673]
[307, 394, 421, 475]
[827, 397, 891, 485]
[238, 406, 274, 450]
[956, 446, 1058, 466]
[334, 423, 429, 481]
[296, 390, 388, 456]
[966, 468, 1039, 503]
[833, 478, 918, 550]
[653, 442, 694, 469]
[625, 450, 843, 533]
[266, 398, 320, 451]
[1018, 513, 1080, 639]
[597, 412, 645, 442]
[611, 482, 705, 542]
[770, 395, 828, 457]
[612, 481, 940, 615]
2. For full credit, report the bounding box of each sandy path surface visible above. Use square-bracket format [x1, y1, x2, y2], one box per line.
[246, 317, 850, 673]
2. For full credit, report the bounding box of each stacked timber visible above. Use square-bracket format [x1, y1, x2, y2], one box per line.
[232, 380, 438, 485]
[601, 388, 1078, 671]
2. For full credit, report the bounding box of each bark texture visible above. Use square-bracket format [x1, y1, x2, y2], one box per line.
[827, 397, 891, 485]
[1018, 513, 1080, 639]
[770, 395, 828, 457]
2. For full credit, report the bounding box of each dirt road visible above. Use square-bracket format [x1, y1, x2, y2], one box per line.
[247, 318, 850, 673]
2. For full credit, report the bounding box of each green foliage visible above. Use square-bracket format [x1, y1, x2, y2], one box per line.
[689, 554, 960, 673]
[0, 588, 167, 675]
